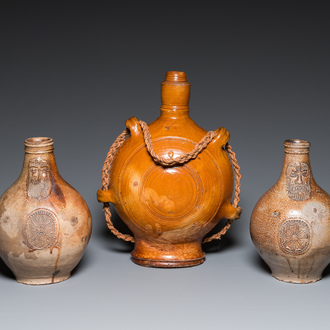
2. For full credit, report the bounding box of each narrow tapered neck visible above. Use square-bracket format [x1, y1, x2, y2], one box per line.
[281, 139, 311, 167]
[284, 139, 310, 155]
[281, 139, 311, 168]
[277, 139, 314, 201]
[160, 71, 190, 116]
[25, 137, 54, 154]
[22, 137, 59, 177]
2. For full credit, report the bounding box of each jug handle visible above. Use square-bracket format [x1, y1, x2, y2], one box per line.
[98, 119, 241, 244]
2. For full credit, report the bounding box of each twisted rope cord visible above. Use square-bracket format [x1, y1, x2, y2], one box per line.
[202, 144, 241, 243]
[101, 128, 134, 242]
[101, 120, 241, 244]
[139, 121, 218, 166]
[102, 128, 129, 190]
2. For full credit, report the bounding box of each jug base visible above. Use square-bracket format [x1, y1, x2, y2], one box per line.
[16, 274, 70, 285]
[272, 273, 321, 284]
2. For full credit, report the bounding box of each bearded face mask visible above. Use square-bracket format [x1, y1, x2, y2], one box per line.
[286, 162, 311, 201]
[27, 158, 51, 200]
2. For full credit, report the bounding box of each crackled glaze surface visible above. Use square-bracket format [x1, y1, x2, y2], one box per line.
[250, 139, 330, 283]
[0, 137, 92, 285]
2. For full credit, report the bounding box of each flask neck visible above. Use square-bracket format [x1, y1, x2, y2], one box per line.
[160, 71, 190, 119]
[278, 139, 314, 201]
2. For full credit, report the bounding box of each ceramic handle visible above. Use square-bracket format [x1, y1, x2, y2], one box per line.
[97, 189, 115, 204]
[210, 127, 230, 147]
[125, 117, 143, 138]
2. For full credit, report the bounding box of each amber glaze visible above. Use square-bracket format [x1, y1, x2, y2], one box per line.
[0, 137, 92, 284]
[250, 139, 330, 283]
[99, 71, 241, 267]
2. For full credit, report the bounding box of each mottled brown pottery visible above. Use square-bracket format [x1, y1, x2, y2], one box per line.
[250, 139, 330, 283]
[98, 71, 241, 268]
[0, 137, 92, 285]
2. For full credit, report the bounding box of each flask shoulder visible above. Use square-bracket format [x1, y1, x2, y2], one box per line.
[146, 111, 203, 137]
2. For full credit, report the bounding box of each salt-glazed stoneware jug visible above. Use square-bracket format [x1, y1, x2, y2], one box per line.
[0, 137, 92, 285]
[98, 71, 242, 268]
[250, 139, 330, 283]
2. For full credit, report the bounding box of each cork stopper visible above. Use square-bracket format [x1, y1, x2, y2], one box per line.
[284, 139, 310, 154]
[161, 71, 190, 111]
[25, 137, 54, 154]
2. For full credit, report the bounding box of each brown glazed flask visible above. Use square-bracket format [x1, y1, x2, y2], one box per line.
[0, 137, 92, 285]
[98, 71, 241, 268]
[250, 139, 330, 283]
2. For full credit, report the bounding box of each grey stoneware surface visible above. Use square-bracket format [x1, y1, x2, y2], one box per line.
[1, 2, 330, 329]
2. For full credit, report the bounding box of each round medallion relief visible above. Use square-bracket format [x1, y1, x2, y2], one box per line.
[279, 219, 311, 255]
[140, 165, 203, 221]
[24, 209, 59, 250]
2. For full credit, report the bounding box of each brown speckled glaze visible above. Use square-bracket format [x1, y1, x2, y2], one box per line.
[250, 139, 330, 283]
[0, 137, 92, 285]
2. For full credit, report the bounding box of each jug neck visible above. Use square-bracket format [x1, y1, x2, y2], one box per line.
[22, 137, 59, 178]
[160, 71, 190, 119]
[278, 139, 314, 201]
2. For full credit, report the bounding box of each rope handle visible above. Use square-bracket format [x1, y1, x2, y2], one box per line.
[100, 120, 241, 244]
